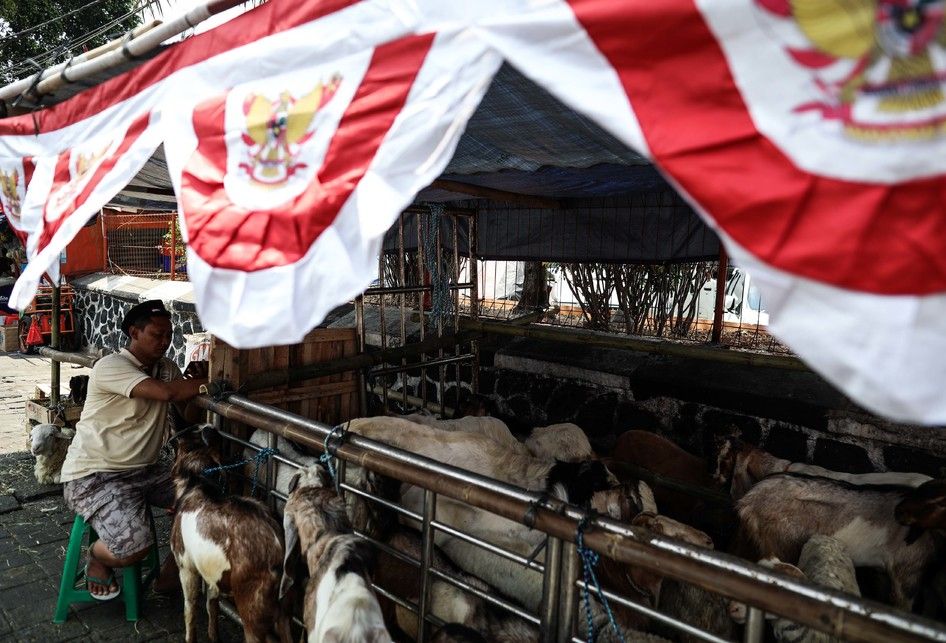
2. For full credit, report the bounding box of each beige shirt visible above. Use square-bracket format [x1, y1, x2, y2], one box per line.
[60, 348, 182, 482]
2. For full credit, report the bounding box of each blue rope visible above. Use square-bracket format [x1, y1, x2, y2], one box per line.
[319, 424, 347, 489]
[576, 517, 626, 643]
[423, 203, 452, 328]
[202, 447, 277, 496]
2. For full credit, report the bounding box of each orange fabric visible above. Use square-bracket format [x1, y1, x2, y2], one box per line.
[60, 221, 105, 277]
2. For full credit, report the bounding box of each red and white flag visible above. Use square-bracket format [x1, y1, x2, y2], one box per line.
[3, 0, 946, 423]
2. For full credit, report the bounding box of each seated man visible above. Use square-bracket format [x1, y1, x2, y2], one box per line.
[61, 300, 208, 600]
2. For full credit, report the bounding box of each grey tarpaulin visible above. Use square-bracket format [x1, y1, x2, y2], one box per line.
[386, 192, 719, 264]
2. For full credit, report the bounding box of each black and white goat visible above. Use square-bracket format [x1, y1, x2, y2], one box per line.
[281, 464, 392, 643]
[170, 426, 292, 643]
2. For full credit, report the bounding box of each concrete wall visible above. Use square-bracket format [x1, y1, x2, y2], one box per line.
[72, 274, 204, 369]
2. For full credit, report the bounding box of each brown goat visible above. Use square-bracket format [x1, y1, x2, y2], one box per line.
[736, 474, 943, 610]
[170, 427, 292, 643]
[609, 430, 723, 520]
[714, 436, 931, 500]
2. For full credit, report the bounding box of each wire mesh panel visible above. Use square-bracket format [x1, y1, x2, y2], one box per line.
[361, 206, 478, 416]
[102, 211, 187, 280]
[469, 260, 788, 354]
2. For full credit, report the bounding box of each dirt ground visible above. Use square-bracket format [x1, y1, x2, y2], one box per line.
[0, 354, 92, 454]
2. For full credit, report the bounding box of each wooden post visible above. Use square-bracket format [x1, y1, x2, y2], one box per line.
[711, 245, 729, 345]
[50, 283, 61, 407]
[169, 215, 177, 280]
[99, 211, 109, 271]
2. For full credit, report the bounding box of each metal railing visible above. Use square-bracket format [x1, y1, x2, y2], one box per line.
[194, 392, 946, 643]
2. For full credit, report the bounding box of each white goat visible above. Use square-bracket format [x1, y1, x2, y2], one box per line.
[400, 413, 529, 455]
[30, 423, 74, 484]
[281, 465, 392, 643]
[729, 537, 860, 643]
[374, 529, 538, 642]
[247, 429, 319, 497]
[344, 416, 618, 613]
[524, 423, 594, 462]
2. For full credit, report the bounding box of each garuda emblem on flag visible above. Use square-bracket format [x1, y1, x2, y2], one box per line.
[239, 75, 342, 186]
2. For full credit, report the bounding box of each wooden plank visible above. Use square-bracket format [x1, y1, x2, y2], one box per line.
[25, 398, 82, 426]
[252, 380, 359, 405]
[214, 327, 360, 428]
[299, 328, 358, 343]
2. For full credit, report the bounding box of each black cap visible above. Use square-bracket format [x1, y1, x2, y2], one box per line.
[121, 299, 171, 336]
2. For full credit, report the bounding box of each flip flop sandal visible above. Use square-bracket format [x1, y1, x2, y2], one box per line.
[84, 560, 121, 601]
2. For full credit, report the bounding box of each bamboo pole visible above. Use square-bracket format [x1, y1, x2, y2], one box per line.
[1, 21, 162, 107]
[0, 0, 250, 104]
[429, 180, 562, 209]
[50, 285, 60, 407]
[37, 346, 100, 369]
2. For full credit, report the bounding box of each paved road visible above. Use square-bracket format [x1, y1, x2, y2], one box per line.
[0, 354, 92, 455]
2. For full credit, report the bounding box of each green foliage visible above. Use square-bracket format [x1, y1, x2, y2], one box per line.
[0, 0, 142, 84]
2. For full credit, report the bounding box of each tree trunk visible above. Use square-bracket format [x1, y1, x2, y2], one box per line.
[514, 261, 550, 313]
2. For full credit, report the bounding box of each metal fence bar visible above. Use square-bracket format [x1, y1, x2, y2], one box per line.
[193, 393, 946, 643]
[399, 213, 409, 412]
[431, 519, 545, 572]
[743, 607, 765, 643]
[540, 536, 564, 643]
[558, 542, 580, 642]
[417, 490, 437, 643]
[355, 295, 368, 416]
[579, 579, 730, 643]
[370, 353, 474, 377]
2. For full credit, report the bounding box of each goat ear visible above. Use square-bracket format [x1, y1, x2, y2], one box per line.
[200, 425, 216, 446]
[287, 472, 301, 495]
[279, 511, 300, 600]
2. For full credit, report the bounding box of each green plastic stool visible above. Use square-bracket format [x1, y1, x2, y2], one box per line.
[53, 512, 160, 623]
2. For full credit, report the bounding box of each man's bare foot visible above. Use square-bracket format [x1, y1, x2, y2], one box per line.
[153, 554, 181, 595]
[85, 550, 119, 599]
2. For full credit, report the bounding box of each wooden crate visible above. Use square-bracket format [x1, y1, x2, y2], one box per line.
[25, 398, 83, 427]
[209, 328, 361, 442]
[0, 325, 18, 352]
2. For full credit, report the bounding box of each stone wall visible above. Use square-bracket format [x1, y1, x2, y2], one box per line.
[72, 274, 204, 369]
[478, 337, 946, 477]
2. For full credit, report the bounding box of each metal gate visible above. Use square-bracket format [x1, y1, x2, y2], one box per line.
[356, 206, 478, 417]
